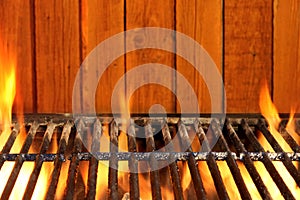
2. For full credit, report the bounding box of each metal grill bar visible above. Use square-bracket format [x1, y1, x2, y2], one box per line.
[177, 120, 206, 199]
[108, 120, 119, 200]
[65, 120, 84, 199]
[127, 120, 140, 200]
[1, 151, 300, 162]
[194, 120, 229, 200]
[0, 115, 299, 200]
[240, 119, 296, 200]
[257, 119, 300, 187]
[145, 121, 162, 200]
[23, 122, 56, 199]
[1, 122, 39, 199]
[86, 119, 102, 200]
[0, 124, 20, 169]
[210, 119, 252, 200]
[45, 121, 72, 200]
[161, 121, 184, 200]
[224, 119, 271, 200]
[278, 122, 300, 152]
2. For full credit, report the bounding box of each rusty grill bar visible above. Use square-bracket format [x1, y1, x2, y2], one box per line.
[0, 114, 300, 199]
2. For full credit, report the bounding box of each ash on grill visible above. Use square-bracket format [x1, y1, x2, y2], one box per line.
[0, 115, 299, 200]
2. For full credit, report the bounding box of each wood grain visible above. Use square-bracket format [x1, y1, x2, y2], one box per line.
[81, 0, 124, 114]
[0, 0, 34, 113]
[3, 1, 298, 114]
[35, 0, 80, 113]
[224, 0, 273, 113]
[126, 0, 175, 113]
[176, 0, 222, 113]
[273, 0, 300, 113]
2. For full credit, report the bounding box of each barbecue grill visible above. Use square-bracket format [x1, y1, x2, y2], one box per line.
[0, 114, 299, 200]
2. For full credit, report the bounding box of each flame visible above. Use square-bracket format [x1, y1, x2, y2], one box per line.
[237, 162, 261, 199]
[218, 161, 241, 199]
[286, 108, 300, 144]
[95, 124, 130, 199]
[0, 36, 51, 199]
[95, 125, 109, 199]
[161, 184, 174, 200]
[189, 128, 217, 199]
[259, 81, 292, 152]
[0, 36, 34, 199]
[0, 38, 16, 150]
[252, 80, 300, 198]
[138, 173, 152, 199]
[32, 132, 57, 199]
[180, 162, 190, 192]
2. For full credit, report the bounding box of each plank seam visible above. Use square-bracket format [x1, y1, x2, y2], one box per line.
[78, 0, 83, 113]
[30, 0, 37, 113]
[271, 0, 274, 101]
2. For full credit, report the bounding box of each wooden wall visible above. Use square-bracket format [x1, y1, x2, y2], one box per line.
[0, 0, 299, 114]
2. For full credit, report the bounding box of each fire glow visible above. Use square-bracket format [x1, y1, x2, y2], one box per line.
[257, 81, 300, 199]
[0, 37, 299, 199]
[0, 37, 52, 199]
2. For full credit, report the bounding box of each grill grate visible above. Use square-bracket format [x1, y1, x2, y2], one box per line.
[0, 114, 299, 199]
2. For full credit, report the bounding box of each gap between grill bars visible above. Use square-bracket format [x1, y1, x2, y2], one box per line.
[0, 114, 299, 200]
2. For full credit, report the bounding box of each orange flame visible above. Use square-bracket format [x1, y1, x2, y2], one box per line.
[0, 36, 23, 198]
[0, 36, 50, 199]
[259, 81, 292, 152]
[31, 132, 57, 199]
[217, 161, 240, 199]
[0, 40, 16, 150]
[254, 80, 300, 198]
[286, 108, 300, 144]
[189, 127, 217, 199]
[94, 125, 110, 199]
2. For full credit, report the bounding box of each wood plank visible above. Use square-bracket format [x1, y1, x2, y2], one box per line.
[126, 0, 175, 113]
[274, 0, 300, 113]
[0, 0, 34, 113]
[176, 0, 222, 113]
[35, 0, 80, 113]
[224, 0, 273, 113]
[81, 0, 124, 114]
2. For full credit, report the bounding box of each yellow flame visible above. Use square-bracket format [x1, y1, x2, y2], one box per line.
[257, 80, 300, 198]
[198, 161, 218, 199]
[237, 162, 261, 199]
[286, 108, 300, 144]
[0, 45, 16, 150]
[218, 161, 241, 199]
[0, 36, 26, 198]
[96, 125, 109, 199]
[259, 81, 292, 152]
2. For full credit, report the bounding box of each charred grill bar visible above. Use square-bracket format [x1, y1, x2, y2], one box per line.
[223, 119, 271, 199]
[239, 120, 295, 199]
[0, 114, 299, 199]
